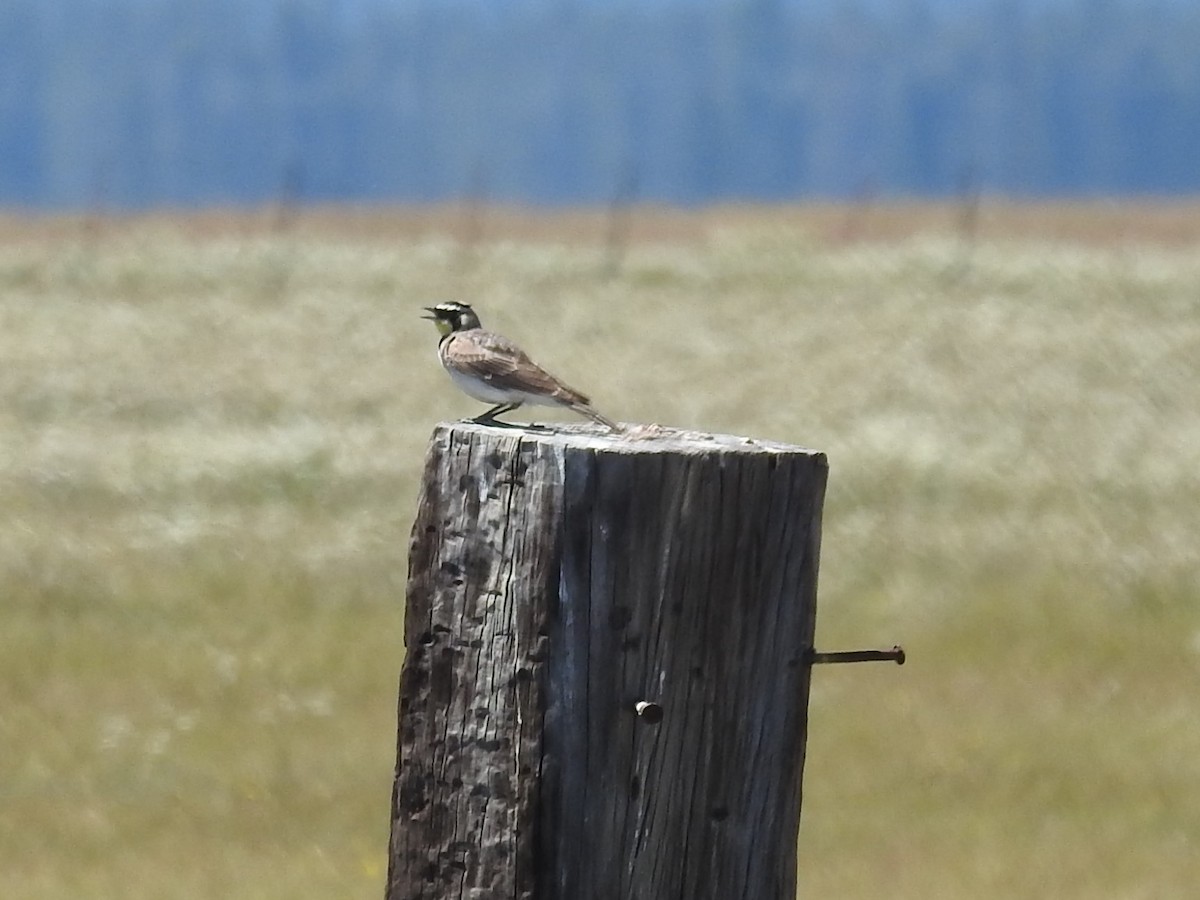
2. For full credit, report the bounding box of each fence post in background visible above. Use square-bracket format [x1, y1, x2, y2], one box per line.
[386, 422, 828, 900]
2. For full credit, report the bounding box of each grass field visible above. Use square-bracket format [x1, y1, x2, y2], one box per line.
[1, 203, 1198, 898]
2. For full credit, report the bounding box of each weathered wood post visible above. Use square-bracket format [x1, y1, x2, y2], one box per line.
[387, 422, 829, 900]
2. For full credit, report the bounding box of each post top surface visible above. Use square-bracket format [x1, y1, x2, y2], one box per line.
[433, 421, 825, 461]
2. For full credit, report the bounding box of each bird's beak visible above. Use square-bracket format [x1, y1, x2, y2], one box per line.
[421, 307, 439, 320]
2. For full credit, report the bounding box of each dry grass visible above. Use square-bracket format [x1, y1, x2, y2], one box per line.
[1, 204, 1197, 898]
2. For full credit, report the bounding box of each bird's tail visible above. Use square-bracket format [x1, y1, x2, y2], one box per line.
[573, 403, 620, 432]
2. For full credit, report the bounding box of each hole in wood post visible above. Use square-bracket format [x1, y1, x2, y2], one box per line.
[633, 701, 664, 724]
[527, 646, 548, 663]
[609, 606, 632, 629]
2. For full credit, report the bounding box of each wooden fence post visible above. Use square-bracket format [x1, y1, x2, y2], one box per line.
[387, 422, 828, 900]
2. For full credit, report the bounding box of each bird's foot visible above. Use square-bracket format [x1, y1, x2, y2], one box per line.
[466, 415, 548, 431]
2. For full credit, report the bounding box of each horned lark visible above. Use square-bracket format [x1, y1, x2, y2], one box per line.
[422, 301, 618, 430]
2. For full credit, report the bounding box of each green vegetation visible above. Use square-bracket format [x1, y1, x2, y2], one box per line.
[1, 206, 1197, 898]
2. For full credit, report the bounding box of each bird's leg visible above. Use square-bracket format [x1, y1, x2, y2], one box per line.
[470, 402, 548, 431]
[496, 402, 551, 431]
[471, 403, 523, 427]
[471, 403, 516, 425]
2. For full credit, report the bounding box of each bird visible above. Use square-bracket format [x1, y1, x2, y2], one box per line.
[422, 301, 618, 430]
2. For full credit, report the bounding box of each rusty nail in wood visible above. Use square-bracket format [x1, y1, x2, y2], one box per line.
[808, 645, 906, 666]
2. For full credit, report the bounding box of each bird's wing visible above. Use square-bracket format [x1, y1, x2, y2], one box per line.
[444, 331, 590, 405]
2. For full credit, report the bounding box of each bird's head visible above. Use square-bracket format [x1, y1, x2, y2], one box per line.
[422, 301, 481, 336]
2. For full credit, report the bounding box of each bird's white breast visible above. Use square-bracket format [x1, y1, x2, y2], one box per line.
[444, 365, 516, 403]
[442, 363, 565, 408]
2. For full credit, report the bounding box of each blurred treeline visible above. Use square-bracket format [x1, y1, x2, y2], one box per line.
[3, 0, 1198, 209]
